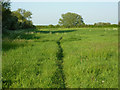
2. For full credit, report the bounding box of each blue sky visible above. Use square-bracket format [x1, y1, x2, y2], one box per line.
[11, 2, 118, 25]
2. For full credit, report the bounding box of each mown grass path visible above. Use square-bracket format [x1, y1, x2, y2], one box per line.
[2, 28, 118, 88]
[51, 36, 66, 88]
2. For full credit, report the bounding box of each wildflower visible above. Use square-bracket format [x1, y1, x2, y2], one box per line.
[102, 80, 104, 83]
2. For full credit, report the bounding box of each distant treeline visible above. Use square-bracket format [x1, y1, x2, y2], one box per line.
[1, 0, 118, 33]
[1, 0, 35, 32]
[36, 24, 118, 29]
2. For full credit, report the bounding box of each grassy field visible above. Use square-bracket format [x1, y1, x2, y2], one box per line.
[2, 27, 118, 88]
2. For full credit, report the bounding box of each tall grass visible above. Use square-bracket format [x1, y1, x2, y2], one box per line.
[2, 27, 118, 88]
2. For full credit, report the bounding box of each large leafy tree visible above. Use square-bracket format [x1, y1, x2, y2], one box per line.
[1, 0, 19, 30]
[12, 8, 33, 29]
[13, 8, 32, 21]
[1, 0, 34, 31]
[59, 12, 85, 28]
[1, 0, 12, 29]
[0, 2, 2, 27]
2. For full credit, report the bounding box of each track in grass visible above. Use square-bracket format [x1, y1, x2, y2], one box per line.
[51, 36, 66, 88]
[2, 28, 118, 88]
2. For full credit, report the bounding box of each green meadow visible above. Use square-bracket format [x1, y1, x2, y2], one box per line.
[2, 27, 118, 88]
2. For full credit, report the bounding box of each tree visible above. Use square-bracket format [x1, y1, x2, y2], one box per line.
[1, 0, 34, 31]
[13, 8, 32, 21]
[1, 0, 12, 30]
[94, 22, 111, 26]
[48, 24, 54, 28]
[0, 2, 2, 30]
[12, 8, 34, 29]
[58, 12, 85, 28]
[1, 0, 19, 30]
[1, 0, 11, 9]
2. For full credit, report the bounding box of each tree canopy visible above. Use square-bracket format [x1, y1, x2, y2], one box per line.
[1, 0, 34, 31]
[94, 22, 111, 26]
[58, 12, 85, 28]
[12, 8, 33, 29]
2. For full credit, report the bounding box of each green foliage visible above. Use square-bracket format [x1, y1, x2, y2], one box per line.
[80, 24, 118, 28]
[48, 24, 54, 28]
[1, 0, 11, 9]
[36, 24, 118, 29]
[2, 27, 118, 88]
[0, 2, 2, 29]
[1, 0, 34, 31]
[12, 8, 32, 21]
[59, 12, 85, 28]
[11, 8, 34, 29]
[94, 22, 111, 26]
[2, 0, 12, 30]
[36, 24, 61, 29]
[61, 28, 118, 88]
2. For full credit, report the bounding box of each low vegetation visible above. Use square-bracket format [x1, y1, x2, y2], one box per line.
[2, 27, 118, 88]
[1, 0, 118, 88]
